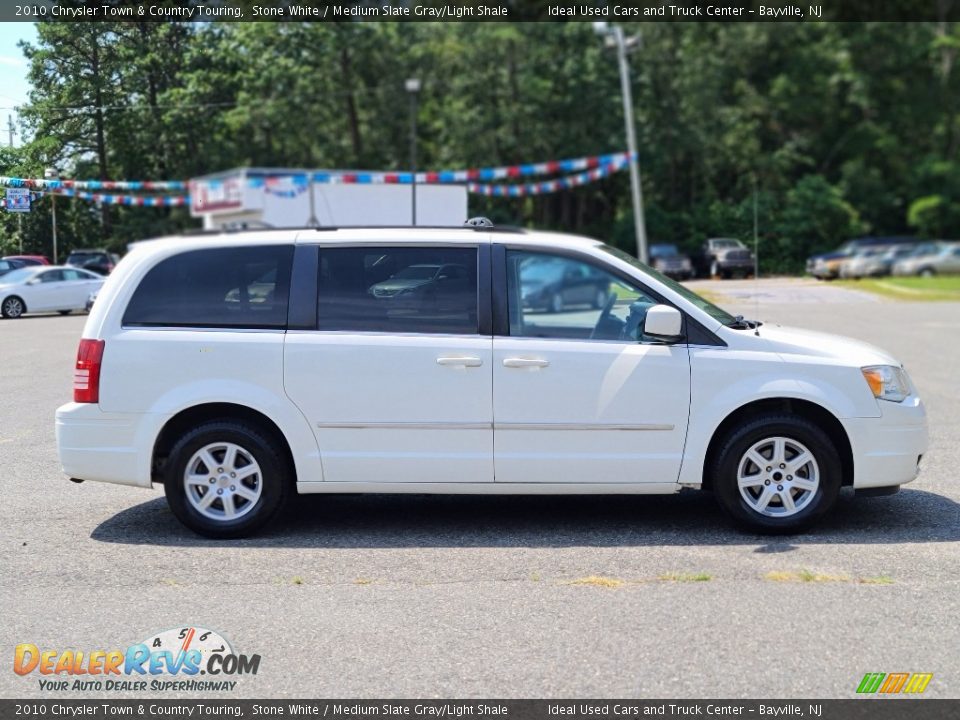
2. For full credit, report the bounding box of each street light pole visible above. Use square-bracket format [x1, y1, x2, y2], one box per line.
[45, 166, 59, 264]
[405, 78, 421, 227]
[596, 23, 649, 263]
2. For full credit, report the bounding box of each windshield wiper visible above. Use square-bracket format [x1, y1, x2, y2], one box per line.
[726, 315, 763, 330]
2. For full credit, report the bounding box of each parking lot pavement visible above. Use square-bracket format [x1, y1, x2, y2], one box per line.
[687, 277, 882, 305]
[2, 295, 959, 699]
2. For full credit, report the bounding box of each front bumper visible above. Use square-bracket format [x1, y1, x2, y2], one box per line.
[55, 402, 161, 488]
[841, 394, 928, 489]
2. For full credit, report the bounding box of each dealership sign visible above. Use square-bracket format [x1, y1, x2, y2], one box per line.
[5, 187, 31, 213]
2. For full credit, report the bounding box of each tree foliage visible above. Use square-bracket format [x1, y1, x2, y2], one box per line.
[3, 21, 959, 272]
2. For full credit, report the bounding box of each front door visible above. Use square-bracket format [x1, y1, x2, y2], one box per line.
[493, 249, 691, 484]
[29, 269, 67, 311]
[284, 243, 493, 484]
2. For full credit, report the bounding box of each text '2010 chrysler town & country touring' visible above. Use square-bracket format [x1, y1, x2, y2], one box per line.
[55, 222, 928, 538]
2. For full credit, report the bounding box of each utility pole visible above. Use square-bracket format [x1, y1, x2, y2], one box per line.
[595, 23, 649, 263]
[6, 114, 15, 147]
[405, 78, 421, 227]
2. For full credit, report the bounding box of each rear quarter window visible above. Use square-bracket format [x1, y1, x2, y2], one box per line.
[122, 245, 294, 329]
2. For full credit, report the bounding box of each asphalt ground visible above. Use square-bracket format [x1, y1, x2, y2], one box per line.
[1, 279, 958, 699]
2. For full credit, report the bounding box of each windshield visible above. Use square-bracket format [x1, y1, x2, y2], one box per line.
[601, 245, 736, 325]
[393, 265, 439, 280]
[710, 239, 741, 249]
[0, 268, 39, 284]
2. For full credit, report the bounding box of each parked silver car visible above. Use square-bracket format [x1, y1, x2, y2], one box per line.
[892, 242, 960, 276]
[841, 244, 914, 279]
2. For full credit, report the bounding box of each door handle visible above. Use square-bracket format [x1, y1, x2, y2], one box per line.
[502, 358, 550, 369]
[436, 356, 483, 367]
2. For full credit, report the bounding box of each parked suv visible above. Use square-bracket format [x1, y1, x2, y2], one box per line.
[694, 238, 754, 279]
[66, 248, 120, 276]
[56, 222, 927, 538]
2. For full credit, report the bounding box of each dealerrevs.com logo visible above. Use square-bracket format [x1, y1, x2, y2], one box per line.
[14, 626, 260, 693]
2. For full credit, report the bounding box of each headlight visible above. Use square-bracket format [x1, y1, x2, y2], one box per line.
[861, 365, 910, 403]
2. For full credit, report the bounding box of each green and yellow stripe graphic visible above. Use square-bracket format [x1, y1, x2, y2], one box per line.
[857, 672, 933, 694]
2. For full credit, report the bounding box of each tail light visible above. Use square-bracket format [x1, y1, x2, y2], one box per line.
[74, 339, 105, 403]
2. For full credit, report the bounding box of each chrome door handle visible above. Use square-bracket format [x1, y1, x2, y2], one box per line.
[502, 358, 550, 368]
[436, 356, 483, 367]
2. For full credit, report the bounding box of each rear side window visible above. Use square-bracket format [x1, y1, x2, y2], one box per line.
[123, 245, 294, 329]
[317, 246, 478, 334]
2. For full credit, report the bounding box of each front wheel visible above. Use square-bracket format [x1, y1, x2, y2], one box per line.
[2, 296, 25, 318]
[163, 420, 290, 538]
[711, 414, 841, 534]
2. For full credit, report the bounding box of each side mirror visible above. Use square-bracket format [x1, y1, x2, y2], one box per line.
[26, 278, 40, 286]
[643, 304, 683, 342]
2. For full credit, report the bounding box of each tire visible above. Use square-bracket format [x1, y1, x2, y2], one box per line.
[549, 292, 564, 314]
[58, 310, 71, 316]
[1, 296, 25, 319]
[710, 260, 719, 278]
[919, 267, 935, 278]
[591, 288, 608, 309]
[163, 420, 291, 539]
[711, 414, 842, 534]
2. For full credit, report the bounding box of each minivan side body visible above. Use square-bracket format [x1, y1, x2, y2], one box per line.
[56, 227, 927, 537]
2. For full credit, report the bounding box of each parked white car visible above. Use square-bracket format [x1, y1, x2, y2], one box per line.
[0, 265, 105, 319]
[55, 222, 928, 537]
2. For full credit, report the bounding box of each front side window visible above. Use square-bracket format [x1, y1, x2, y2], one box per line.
[39, 270, 64, 283]
[507, 250, 659, 342]
[318, 246, 478, 334]
[123, 245, 293, 328]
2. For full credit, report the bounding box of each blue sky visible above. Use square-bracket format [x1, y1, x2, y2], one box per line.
[0, 22, 38, 144]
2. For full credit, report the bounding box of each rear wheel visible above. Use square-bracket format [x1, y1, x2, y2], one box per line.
[163, 420, 290, 538]
[591, 288, 608, 309]
[919, 267, 936, 278]
[1, 296, 25, 318]
[549, 292, 564, 314]
[712, 414, 841, 534]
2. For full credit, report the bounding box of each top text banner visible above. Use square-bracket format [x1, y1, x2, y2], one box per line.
[5, 1, 960, 23]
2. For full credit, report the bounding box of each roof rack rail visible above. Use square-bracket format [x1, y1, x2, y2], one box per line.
[464, 216, 494, 229]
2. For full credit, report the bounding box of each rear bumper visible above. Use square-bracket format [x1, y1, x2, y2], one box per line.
[841, 395, 928, 489]
[55, 402, 159, 488]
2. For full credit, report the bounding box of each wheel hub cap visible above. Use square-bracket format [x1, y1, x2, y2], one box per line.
[184, 442, 263, 522]
[736, 436, 820, 518]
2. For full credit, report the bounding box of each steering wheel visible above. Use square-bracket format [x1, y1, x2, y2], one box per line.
[590, 291, 619, 340]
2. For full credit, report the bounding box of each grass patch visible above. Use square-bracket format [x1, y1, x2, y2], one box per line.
[836, 276, 960, 301]
[765, 570, 849, 583]
[291, 576, 305, 586]
[569, 575, 624, 589]
[858, 575, 895, 585]
[658, 572, 712, 582]
[353, 578, 373, 585]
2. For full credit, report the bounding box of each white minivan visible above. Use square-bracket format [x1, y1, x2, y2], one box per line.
[56, 222, 928, 537]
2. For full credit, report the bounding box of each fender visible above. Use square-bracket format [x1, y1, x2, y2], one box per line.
[677, 349, 877, 486]
[145, 380, 324, 486]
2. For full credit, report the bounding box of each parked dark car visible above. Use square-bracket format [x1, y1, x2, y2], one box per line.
[692, 238, 755, 279]
[65, 249, 120, 276]
[0, 258, 27, 278]
[649, 244, 694, 280]
[518, 256, 610, 313]
[806, 236, 917, 280]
